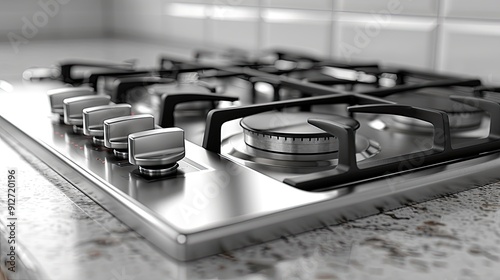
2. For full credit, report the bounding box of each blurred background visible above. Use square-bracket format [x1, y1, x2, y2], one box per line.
[0, 0, 499, 84]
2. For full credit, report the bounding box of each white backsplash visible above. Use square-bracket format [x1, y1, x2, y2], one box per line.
[1, 0, 498, 84]
[0, 0, 105, 39]
[106, 0, 500, 84]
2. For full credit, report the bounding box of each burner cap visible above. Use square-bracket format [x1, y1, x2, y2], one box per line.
[240, 111, 358, 154]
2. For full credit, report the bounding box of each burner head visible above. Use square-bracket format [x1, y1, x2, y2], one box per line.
[240, 112, 358, 155]
[385, 88, 483, 130]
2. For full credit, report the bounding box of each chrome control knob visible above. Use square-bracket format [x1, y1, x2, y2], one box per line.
[63, 95, 111, 134]
[128, 128, 185, 177]
[48, 87, 94, 121]
[103, 114, 155, 159]
[83, 104, 132, 146]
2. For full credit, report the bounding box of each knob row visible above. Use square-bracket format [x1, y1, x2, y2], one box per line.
[48, 87, 185, 178]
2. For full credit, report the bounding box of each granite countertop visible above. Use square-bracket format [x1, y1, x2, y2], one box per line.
[1, 39, 500, 280]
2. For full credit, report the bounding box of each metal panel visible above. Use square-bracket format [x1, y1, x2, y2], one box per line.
[1, 83, 498, 261]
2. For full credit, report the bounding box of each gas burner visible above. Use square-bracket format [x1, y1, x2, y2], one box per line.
[222, 132, 380, 171]
[223, 111, 380, 165]
[381, 88, 484, 132]
[241, 112, 348, 155]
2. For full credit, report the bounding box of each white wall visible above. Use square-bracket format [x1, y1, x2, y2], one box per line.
[0, 0, 106, 42]
[1, 0, 498, 84]
[108, 0, 500, 84]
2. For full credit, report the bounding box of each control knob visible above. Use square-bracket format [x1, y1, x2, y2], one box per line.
[63, 95, 111, 134]
[82, 104, 132, 146]
[48, 87, 94, 122]
[128, 128, 185, 177]
[103, 114, 156, 159]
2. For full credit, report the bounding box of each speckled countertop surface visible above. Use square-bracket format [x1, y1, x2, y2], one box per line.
[1, 39, 500, 280]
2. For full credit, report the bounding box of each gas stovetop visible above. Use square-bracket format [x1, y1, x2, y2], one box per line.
[2, 49, 500, 261]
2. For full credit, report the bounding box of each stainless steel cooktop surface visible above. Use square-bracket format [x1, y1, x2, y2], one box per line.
[2, 53, 500, 261]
